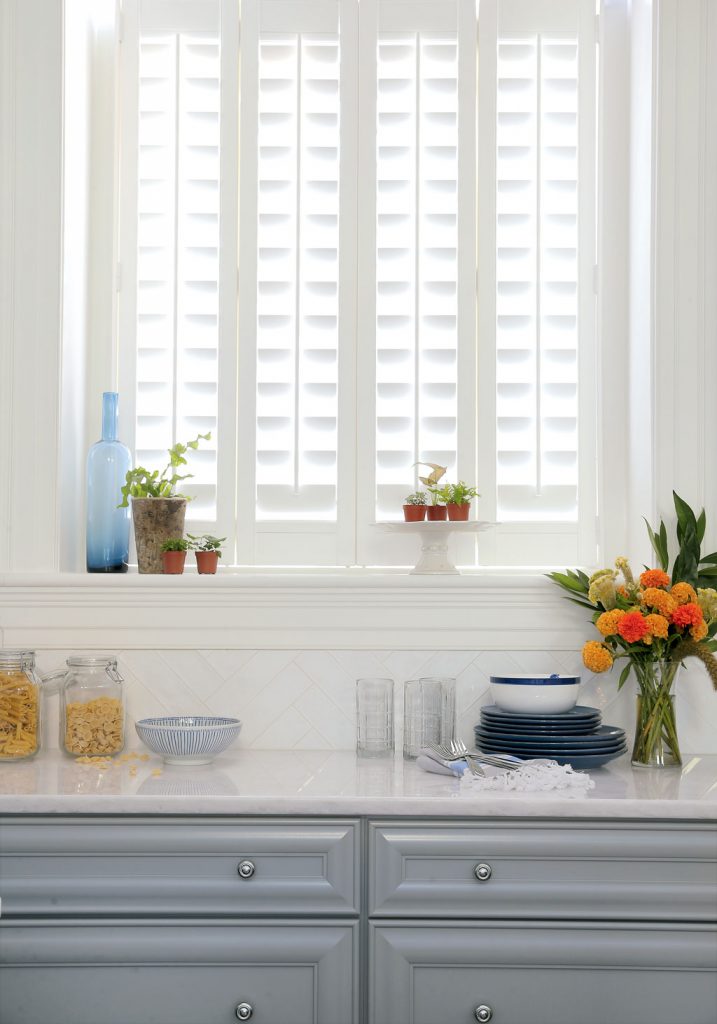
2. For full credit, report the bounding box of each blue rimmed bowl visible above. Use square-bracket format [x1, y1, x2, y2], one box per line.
[135, 716, 242, 765]
[489, 675, 580, 714]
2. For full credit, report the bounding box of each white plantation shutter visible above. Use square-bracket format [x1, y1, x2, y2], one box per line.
[477, 0, 597, 566]
[119, 0, 238, 542]
[357, 0, 477, 566]
[116, 0, 599, 569]
[237, 0, 357, 565]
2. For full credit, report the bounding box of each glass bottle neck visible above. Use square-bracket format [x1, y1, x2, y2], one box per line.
[101, 392, 119, 442]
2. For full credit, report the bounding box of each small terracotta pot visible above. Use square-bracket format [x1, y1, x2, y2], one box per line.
[426, 505, 447, 521]
[162, 550, 186, 574]
[403, 505, 427, 522]
[446, 502, 470, 521]
[195, 550, 219, 575]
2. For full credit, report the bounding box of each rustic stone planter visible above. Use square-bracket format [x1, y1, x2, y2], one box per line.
[132, 498, 187, 574]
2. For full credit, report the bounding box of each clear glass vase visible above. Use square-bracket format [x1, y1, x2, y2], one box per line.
[631, 660, 682, 768]
[86, 392, 132, 572]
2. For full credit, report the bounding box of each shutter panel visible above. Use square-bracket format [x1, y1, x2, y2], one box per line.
[357, 0, 477, 565]
[478, 0, 596, 565]
[237, 0, 357, 566]
[119, 0, 238, 543]
[255, 31, 340, 521]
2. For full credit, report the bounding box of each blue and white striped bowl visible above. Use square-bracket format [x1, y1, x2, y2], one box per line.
[135, 716, 242, 765]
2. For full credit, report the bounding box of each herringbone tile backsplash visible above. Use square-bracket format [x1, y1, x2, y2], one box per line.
[35, 649, 717, 754]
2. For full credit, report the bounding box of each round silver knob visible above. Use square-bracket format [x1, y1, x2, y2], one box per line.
[235, 1003, 253, 1021]
[237, 860, 255, 879]
[474, 863, 492, 882]
[474, 1006, 493, 1023]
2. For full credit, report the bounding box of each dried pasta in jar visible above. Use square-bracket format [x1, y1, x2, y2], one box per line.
[0, 668, 40, 760]
[64, 696, 124, 756]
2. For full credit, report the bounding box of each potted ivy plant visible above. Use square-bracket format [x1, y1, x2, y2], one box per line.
[403, 492, 427, 522]
[118, 433, 210, 574]
[188, 533, 226, 575]
[160, 537, 189, 575]
[441, 481, 479, 521]
[414, 462, 448, 521]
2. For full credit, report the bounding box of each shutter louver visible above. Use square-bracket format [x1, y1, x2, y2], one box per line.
[135, 28, 221, 520]
[255, 34, 340, 522]
[375, 32, 460, 520]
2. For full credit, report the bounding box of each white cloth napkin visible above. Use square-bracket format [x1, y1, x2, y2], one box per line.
[417, 747, 594, 794]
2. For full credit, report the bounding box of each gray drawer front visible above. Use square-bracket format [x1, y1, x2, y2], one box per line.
[0, 921, 358, 1024]
[0, 818, 359, 917]
[370, 922, 717, 1024]
[370, 820, 717, 920]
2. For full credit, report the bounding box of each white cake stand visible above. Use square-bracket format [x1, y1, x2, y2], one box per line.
[375, 520, 493, 575]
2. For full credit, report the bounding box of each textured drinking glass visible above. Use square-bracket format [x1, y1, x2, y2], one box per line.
[86, 392, 132, 572]
[356, 678, 394, 757]
[403, 676, 456, 759]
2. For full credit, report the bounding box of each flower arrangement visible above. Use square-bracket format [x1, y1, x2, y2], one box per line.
[548, 493, 717, 767]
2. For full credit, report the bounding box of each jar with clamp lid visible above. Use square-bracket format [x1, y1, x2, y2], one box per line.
[59, 656, 126, 758]
[0, 650, 42, 761]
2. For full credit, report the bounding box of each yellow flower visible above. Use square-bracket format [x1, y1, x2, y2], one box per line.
[614, 556, 635, 585]
[595, 609, 625, 637]
[588, 575, 618, 610]
[582, 640, 613, 673]
[641, 587, 677, 617]
[671, 582, 697, 606]
[697, 588, 717, 623]
[643, 613, 670, 640]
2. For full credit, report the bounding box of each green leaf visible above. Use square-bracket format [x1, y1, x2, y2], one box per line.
[546, 571, 589, 595]
[699, 551, 717, 565]
[617, 663, 632, 691]
[644, 517, 669, 571]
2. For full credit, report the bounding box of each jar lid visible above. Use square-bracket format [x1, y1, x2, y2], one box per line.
[66, 654, 117, 667]
[0, 649, 36, 666]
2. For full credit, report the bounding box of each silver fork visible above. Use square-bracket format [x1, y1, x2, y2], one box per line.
[449, 738, 522, 771]
[426, 740, 520, 772]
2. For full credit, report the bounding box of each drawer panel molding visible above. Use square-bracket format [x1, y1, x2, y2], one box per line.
[369, 821, 717, 920]
[0, 818, 360, 917]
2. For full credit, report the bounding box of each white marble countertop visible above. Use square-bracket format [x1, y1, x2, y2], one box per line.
[1, 749, 716, 819]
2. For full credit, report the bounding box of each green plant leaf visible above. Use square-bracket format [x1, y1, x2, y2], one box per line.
[617, 662, 632, 691]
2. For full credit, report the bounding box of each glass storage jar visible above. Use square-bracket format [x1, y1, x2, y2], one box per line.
[59, 656, 125, 758]
[0, 650, 42, 761]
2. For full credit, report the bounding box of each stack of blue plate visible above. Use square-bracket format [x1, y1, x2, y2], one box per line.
[475, 705, 627, 769]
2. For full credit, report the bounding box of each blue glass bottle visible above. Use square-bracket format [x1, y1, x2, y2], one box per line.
[86, 392, 132, 572]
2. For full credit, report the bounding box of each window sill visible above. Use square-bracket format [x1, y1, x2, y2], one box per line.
[0, 569, 587, 650]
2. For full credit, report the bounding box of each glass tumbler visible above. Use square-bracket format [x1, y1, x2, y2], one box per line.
[356, 678, 394, 757]
[403, 676, 456, 759]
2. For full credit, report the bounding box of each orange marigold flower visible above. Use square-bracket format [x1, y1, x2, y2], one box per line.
[639, 569, 671, 589]
[582, 641, 613, 673]
[617, 611, 651, 644]
[641, 587, 677, 617]
[617, 585, 630, 599]
[671, 582, 697, 606]
[643, 613, 670, 640]
[671, 602, 704, 629]
[691, 620, 709, 641]
[595, 609, 626, 637]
